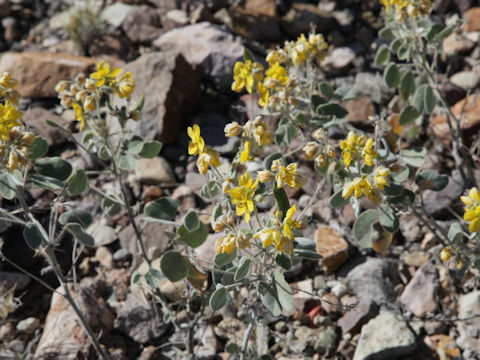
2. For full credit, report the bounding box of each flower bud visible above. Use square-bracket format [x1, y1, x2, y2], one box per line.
[55, 80, 69, 94]
[212, 220, 225, 232]
[257, 170, 272, 183]
[315, 154, 327, 168]
[224, 122, 242, 137]
[271, 159, 281, 172]
[325, 146, 335, 159]
[440, 246, 452, 262]
[313, 128, 326, 141]
[222, 178, 234, 194]
[75, 73, 86, 85]
[85, 78, 96, 91]
[224, 213, 235, 227]
[21, 132, 35, 144]
[456, 256, 466, 270]
[75, 90, 89, 102]
[303, 142, 318, 160]
[83, 95, 96, 112]
[6, 151, 18, 171]
[237, 233, 251, 250]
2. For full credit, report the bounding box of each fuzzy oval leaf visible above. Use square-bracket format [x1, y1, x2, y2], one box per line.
[139, 141, 162, 158]
[424, 85, 436, 114]
[234, 257, 251, 281]
[375, 44, 391, 66]
[178, 221, 208, 248]
[67, 223, 95, 247]
[34, 157, 72, 181]
[23, 222, 45, 249]
[125, 136, 144, 154]
[214, 248, 237, 267]
[400, 71, 416, 97]
[275, 253, 292, 270]
[59, 209, 93, 228]
[293, 237, 316, 250]
[30, 174, 64, 191]
[210, 286, 227, 311]
[257, 282, 281, 316]
[29, 136, 48, 160]
[353, 209, 378, 248]
[400, 147, 427, 167]
[67, 169, 88, 195]
[273, 186, 290, 219]
[273, 271, 293, 312]
[384, 63, 401, 88]
[330, 189, 350, 208]
[118, 153, 136, 170]
[316, 103, 348, 118]
[415, 170, 448, 191]
[184, 209, 200, 232]
[275, 123, 297, 147]
[448, 223, 463, 243]
[201, 181, 221, 198]
[378, 204, 399, 233]
[319, 82, 333, 100]
[0, 173, 16, 200]
[144, 197, 178, 220]
[160, 251, 189, 282]
[413, 84, 427, 113]
[399, 105, 421, 126]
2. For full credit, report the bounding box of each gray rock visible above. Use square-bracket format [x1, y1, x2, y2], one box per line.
[314, 327, 338, 354]
[16, 317, 40, 335]
[122, 5, 164, 44]
[118, 218, 173, 268]
[450, 71, 480, 91]
[89, 223, 117, 246]
[95, 246, 114, 269]
[354, 72, 392, 104]
[400, 262, 438, 317]
[0, 271, 30, 291]
[114, 293, 166, 343]
[118, 52, 200, 144]
[353, 311, 417, 360]
[295, 326, 318, 345]
[135, 157, 176, 185]
[113, 248, 132, 262]
[337, 299, 379, 336]
[346, 258, 400, 304]
[23, 107, 68, 147]
[399, 215, 422, 243]
[153, 22, 243, 91]
[423, 170, 464, 218]
[457, 291, 480, 355]
[35, 283, 115, 359]
[100, 2, 134, 28]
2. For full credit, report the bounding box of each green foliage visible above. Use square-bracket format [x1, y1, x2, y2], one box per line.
[210, 286, 228, 311]
[354, 209, 378, 247]
[34, 157, 73, 181]
[144, 197, 178, 221]
[160, 251, 189, 282]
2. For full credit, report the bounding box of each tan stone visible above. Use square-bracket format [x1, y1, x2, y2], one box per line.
[231, 0, 277, 17]
[315, 226, 349, 273]
[0, 52, 97, 98]
[463, 7, 480, 32]
[431, 93, 480, 144]
[343, 96, 376, 123]
[442, 32, 476, 56]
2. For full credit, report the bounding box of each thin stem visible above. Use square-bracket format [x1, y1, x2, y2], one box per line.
[240, 308, 255, 360]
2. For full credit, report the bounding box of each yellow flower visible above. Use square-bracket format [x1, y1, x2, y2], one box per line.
[266, 49, 287, 65]
[308, 33, 328, 61]
[196, 147, 220, 174]
[275, 163, 305, 190]
[90, 61, 122, 87]
[374, 166, 390, 190]
[72, 102, 85, 130]
[257, 82, 269, 109]
[303, 142, 319, 160]
[240, 140, 251, 163]
[283, 204, 301, 240]
[187, 124, 205, 156]
[115, 72, 135, 99]
[0, 102, 23, 140]
[461, 187, 480, 232]
[0, 72, 17, 90]
[231, 60, 264, 94]
[222, 177, 234, 193]
[342, 176, 379, 203]
[363, 138, 377, 166]
[265, 62, 288, 88]
[229, 172, 258, 223]
[253, 119, 273, 146]
[254, 228, 281, 248]
[216, 234, 236, 255]
[290, 34, 309, 66]
[224, 122, 242, 137]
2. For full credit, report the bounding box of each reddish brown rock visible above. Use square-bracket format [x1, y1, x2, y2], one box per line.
[431, 93, 480, 144]
[315, 226, 349, 273]
[343, 96, 376, 124]
[337, 299, 379, 336]
[463, 7, 480, 32]
[231, 0, 277, 17]
[0, 52, 97, 98]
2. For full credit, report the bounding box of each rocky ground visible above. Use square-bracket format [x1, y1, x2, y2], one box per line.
[1, 0, 480, 359]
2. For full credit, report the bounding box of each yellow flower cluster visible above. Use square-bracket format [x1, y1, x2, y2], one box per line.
[225, 117, 273, 163]
[342, 175, 382, 204]
[381, 0, 432, 21]
[187, 124, 220, 174]
[229, 172, 258, 223]
[253, 204, 302, 254]
[55, 61, 135, 130]
[340, 131, 377, 168]
[255, 159, 305, 190]
[281, 33, 328, 67]
[461, 187, 480, 233]
[0, 73, 35, 171]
